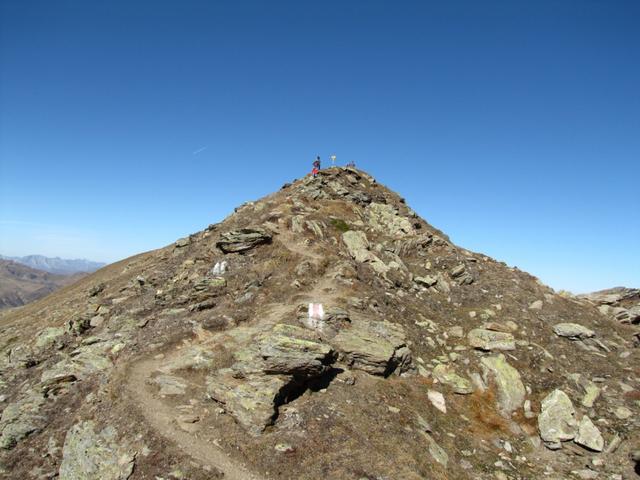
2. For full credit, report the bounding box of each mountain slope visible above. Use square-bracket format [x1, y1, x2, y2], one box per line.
[0, 255, 105, 275]
[0, 259, 86, 310]
[0, 167, 638, 480]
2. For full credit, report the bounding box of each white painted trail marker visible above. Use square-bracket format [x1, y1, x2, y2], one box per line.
[211, 261, 228, 275]
[308, 303, 324, 320]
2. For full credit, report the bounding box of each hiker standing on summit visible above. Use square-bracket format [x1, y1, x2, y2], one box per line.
[312, 155, 321, 177]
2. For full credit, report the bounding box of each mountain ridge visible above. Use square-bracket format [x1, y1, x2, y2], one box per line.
[0, 259, 87, 310]
[0, 167, 637, 479]
[0, 254, 106, 275]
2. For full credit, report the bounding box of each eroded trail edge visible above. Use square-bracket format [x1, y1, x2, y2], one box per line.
[125, 355, 266, 480]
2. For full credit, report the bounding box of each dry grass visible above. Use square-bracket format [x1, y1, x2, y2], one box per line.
[466, 388, 513, 438]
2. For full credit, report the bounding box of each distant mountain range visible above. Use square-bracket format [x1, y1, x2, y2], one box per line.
[0, 254, 106, 275]
[0, 259, 87, 310]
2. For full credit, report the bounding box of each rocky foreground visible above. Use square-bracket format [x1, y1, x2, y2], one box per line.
[0, 167, 638, 480]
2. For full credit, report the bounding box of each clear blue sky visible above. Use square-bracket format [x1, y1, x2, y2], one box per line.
[1, 1, 638, 293]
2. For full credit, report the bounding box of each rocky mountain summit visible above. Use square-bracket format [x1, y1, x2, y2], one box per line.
[0, 167, 638, 480]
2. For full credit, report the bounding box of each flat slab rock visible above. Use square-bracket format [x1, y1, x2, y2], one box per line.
[552, 323, 595, 339]
[208, 371, 289, 436]
[330, 319, 411, 376]
[216, 228, 272, 253]
[259, 324, 335, 376]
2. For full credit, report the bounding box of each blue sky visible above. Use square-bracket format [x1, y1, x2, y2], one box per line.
[1, 0, 638, 292]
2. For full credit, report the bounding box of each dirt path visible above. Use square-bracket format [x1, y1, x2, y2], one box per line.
[276, 230, 325, 261]
[122, 232, 339, 480]
[125, 356, 266, 480]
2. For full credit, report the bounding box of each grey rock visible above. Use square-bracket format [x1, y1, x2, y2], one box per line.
[553, 323, 595, 340]
[432, 364, 474, 394]
[365, 203, 413, 237]
[259, 324, 335, 376]
[175, 237, 191, 248]
[159, 346, 215, 372]
[207, 372, 288, 435]
[153, 375, 187, 396]
[35, 327, 66, 349]
[468, 329, 516, 351]
[342, 231, 389, 274]
[528, 300, 543, 310]
[0, 391, 46, 449]
[480, 354, 526, 416]
[330, 319, 411, 376]
[574, 416, 604, 452]
[216, 228, 272, 253]
[42, 347, 113, 386]
[58, 421, 134, 480]
[450, 264, 466, 278]
[538, 389, 577, 444]
[414, 276, 438, 288]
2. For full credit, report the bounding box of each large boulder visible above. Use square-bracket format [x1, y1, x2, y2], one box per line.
[330, 319, 411, 376]
[216, 228, 272, 253]
[58, 421, 134, 480]
[259, 324, 335, 376]
[207, 372, 288, 435]
[480, 354, 526, 416]
[538, 389, 578, 445]
[468, 329, 516, 351]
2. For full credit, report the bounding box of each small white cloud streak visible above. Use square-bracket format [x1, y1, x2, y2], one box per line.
[192, 146, 208, 155]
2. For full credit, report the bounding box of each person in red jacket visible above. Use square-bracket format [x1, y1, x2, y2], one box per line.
[312, 155, 321, 177]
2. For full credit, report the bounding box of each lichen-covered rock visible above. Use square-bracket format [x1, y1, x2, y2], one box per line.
[538, 389, 577, 445]
[552, 323, 595, 340]
[259, 324, 335, 376]
[432, 364, 474, 394]
[35, 327, 66, 349]
[207, 372, 288, 435]
[216, 228, 272, 253]
[158, 345, 216, 372]
[330, 319, 411, 376]
[468, 329, 515, 351]
[480, 354, 525, 416]
[574, 416, 604, 452]
[341, 231, 389, 274]
[41, 347, 113, 385]
[365, 203, 413, 237]
[0, 391, 46, 449]
[58, 421, 134, 480]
